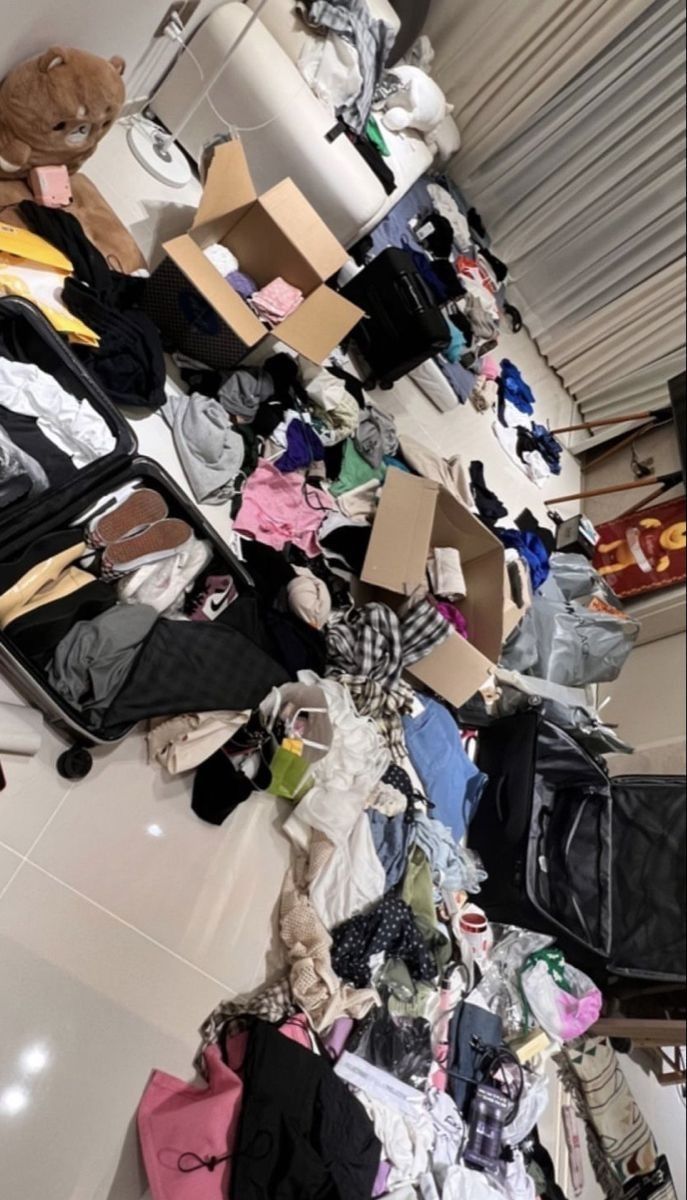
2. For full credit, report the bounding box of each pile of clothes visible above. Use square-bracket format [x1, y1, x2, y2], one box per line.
[296, 0, 398, 134]
[136, 812, 615, 1200]
[352, 171, 518, 406]
[3, 183, 672, 1200]
[490, 359, 563, 487]
[103, 352, 624, 1200]
[12, 201, 167, 411]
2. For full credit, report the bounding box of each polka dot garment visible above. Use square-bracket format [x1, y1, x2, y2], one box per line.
[331, 894, 437, 989]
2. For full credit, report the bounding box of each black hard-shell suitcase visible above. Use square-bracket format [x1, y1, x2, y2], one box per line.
[0, 296, 251, 779]
[341, 248, 450, 388]
[468, 713, 686, 986]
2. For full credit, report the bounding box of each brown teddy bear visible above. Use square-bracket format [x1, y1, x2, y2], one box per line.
[0, 46, 145, 272]
[0, 46, 125, 176]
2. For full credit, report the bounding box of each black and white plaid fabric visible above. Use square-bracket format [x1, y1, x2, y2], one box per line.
[327, 600, 450, 688]
[296, 0, 397, 133]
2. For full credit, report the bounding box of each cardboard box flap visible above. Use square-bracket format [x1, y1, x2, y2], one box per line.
[431, 487, 505, 661]
[459, 552, 505, 663]
[432, 486, 504, 562]
[163, 234, 264, 346]
[361, 469, 439, 595]
[225, 204, 322, 295]
[258, 179, 350, 280]
[408, 634, 493, 710]
[192, 141, 256, 233]
[276, 285, 363, 365]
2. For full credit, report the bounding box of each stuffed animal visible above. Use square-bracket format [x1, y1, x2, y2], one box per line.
[0, 46, 125, 177]
[382, 65, 453, 135]
[0, 47, 145, 272]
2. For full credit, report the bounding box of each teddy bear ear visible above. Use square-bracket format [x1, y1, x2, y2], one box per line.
[109, 56, 126, 76]
[38, 47, 68, 73]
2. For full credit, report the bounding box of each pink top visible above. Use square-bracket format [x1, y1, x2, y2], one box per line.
[479, 355, 501, 381]
[234, 459, 334, 558]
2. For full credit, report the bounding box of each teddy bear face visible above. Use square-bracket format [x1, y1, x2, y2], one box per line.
[0, 46, 126, 177]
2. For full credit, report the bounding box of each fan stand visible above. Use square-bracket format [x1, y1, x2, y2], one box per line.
[127, 116, 192, 188]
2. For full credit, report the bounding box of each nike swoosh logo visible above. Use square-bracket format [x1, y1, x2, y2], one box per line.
[208, 593, 230, 614]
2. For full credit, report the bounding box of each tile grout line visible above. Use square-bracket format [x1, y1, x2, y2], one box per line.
[0, 779, 76, 902]
[0, 848, 27, 904]
[23, 858, 236, 995]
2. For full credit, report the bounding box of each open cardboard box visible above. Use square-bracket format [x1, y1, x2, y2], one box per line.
[361, 469, 514, 708]
[144, 141, 363, 370]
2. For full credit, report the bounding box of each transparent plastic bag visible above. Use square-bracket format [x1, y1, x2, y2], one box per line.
[346, 1001, 434, 1091]
[503, 1069, 550, 1146]
[473, 926, 553, 1037]
[521, 958, 602, 1042]
[489, 926, 554, 974]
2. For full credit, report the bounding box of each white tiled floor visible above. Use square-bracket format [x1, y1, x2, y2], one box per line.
[0, 122, 581, 1198]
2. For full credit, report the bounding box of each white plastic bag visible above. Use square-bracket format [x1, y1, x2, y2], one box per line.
[522, 960, 602, 1042]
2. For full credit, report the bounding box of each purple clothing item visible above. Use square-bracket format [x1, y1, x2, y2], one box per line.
[324, 1017, 355, 1062]
[275, 419, 325, 473]
[373, 1161, 392, 1197]
[227, 270, 258, 298]
[435, 600, 469, 640]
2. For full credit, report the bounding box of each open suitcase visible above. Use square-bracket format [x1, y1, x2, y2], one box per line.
[0, 296, 252, 779]
[341, 248, 450, 389]
[468, 713, 686, 987]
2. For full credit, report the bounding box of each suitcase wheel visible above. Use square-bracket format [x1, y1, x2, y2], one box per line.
[57, 746, 93, 781]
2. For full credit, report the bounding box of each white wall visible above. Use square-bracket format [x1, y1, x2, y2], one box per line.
[0, 0, 172, 82]
[622, 1057, 687, 1200]
[0, 0, 229, 90]
[599, 631, 686, 771]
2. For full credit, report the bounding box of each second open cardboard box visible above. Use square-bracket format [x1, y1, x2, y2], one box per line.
[361, 468, 518, 708]
[144, 141, 363, 370]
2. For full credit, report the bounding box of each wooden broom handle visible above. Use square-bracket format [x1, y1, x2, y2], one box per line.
[551, 411, 656, 435]
[545, 476, 660, 505]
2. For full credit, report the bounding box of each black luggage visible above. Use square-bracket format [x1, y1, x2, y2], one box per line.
[468, 713, 686, 985]
[0, 296, 251, 779]
[341, 248, 450, 389]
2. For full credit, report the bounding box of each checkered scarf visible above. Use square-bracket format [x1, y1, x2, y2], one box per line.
[327, 600, 450, 688]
